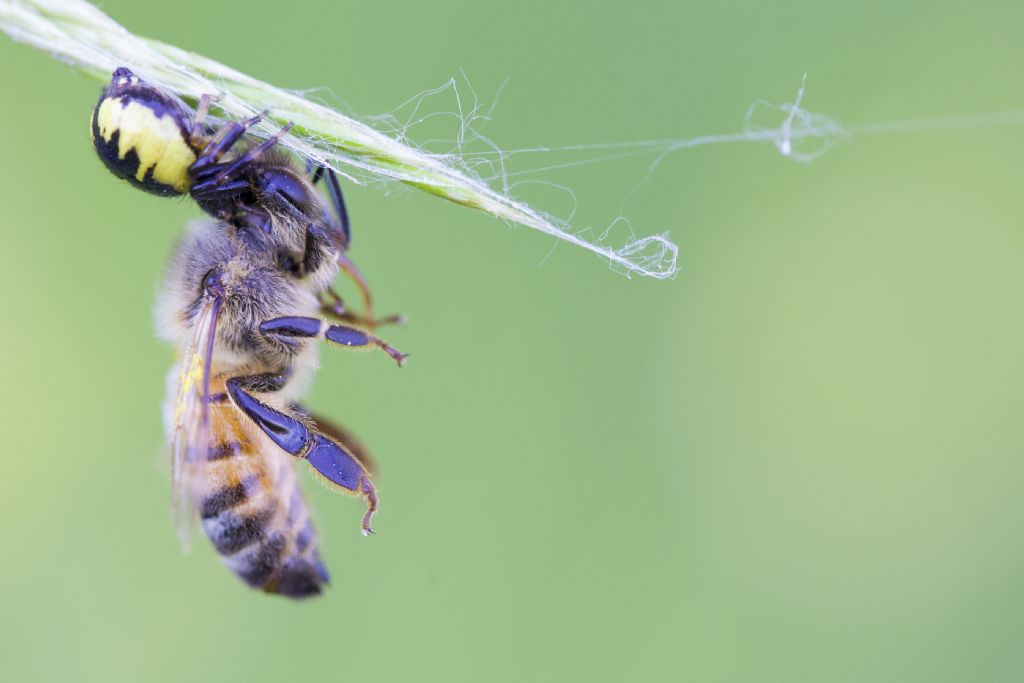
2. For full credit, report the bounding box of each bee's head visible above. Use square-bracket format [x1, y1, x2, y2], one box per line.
[90, 67, 198, 197]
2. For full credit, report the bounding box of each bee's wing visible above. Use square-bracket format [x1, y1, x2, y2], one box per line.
[169, 297, 223, 549]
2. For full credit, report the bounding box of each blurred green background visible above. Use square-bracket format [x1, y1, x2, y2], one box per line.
[3, 2, 1024, 681]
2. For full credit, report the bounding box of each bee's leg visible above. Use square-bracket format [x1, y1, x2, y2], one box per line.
[336, 251, 377, 325]
[301, 223, 335, 277]
[259, 316, 407, 366]
[225, 373, 378, 534]
[189, 111, 267, 178]
[288, 187, 378, 327]
[301, 226, 402, 330]
[291, 403, 378, 475]
[320, 286, 404, 329]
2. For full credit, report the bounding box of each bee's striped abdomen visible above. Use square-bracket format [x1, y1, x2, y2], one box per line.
[199, 406, 329, 599]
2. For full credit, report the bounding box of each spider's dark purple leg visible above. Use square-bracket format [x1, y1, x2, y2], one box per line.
[189, 111, 267, 178]
[190, 179, 250, 203]
[259, 316, 407, 366]
[225, 372, 378, 534]
[201, 122, 296, 189]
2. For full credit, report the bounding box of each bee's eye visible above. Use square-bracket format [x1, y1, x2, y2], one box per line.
[257, 169, 313, 212]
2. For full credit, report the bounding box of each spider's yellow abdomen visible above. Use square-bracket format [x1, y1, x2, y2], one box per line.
[90, 68, 198, 197]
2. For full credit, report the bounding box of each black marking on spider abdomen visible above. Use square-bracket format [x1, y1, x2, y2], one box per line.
[92, 127, 140, 189]
[90, 112, 184, 197]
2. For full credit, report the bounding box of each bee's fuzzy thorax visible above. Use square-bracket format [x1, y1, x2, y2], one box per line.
[156, 220, 321, 371]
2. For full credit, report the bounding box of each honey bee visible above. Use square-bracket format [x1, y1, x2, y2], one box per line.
[91, 67, 405, 598]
